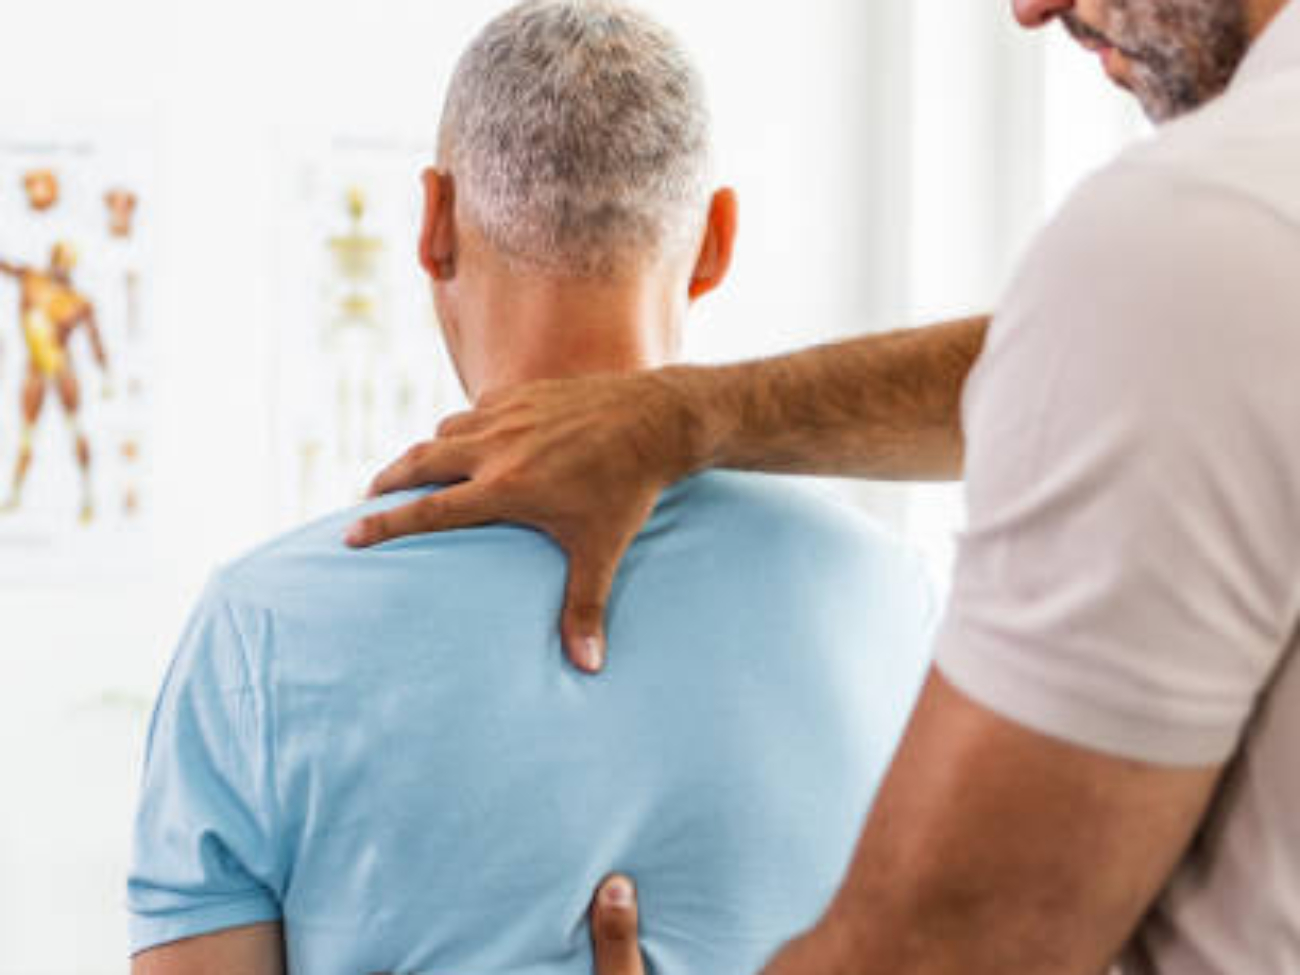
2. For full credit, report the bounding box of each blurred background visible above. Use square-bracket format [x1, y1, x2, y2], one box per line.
[0, 0, 1144, 969]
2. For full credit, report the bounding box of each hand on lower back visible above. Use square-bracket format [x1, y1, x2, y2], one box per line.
[346, 370, 701, 672]
[590, 875, 646, 975]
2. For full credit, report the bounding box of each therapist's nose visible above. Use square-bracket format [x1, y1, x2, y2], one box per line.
[1012, 0, 1075, 28]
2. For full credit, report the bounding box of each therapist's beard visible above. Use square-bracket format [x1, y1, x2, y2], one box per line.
[1066, 0, 1250, 122]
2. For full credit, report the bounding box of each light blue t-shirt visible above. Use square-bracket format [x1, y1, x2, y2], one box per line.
[129, 472, 934, 975]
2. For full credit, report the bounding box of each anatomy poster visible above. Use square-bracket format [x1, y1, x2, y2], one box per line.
[0, 129, 154, 576]
[273, 135, 459, 524]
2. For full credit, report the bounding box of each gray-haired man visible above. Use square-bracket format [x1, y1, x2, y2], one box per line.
[127, 3, 935, 973]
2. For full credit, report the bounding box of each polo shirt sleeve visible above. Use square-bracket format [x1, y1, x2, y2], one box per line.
[127, 578, 283, 954]
[934, 162, 1300, 766]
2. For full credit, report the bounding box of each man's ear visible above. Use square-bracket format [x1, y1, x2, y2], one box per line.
[688, 188, 738, 301]
[419, 168, 457, 281]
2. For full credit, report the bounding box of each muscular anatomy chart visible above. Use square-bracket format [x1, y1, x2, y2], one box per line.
[0, 243, 108, 523]
[0, 133, 153, 574]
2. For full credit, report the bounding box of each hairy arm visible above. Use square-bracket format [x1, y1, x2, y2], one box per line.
[764, 670, 1220, 975]
[132, 922, 284, 975]
[351, 316, 987, 666]
[676, 317, 986, 480]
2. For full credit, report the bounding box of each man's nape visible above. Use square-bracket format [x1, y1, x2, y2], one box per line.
[419, 172, 737, 403]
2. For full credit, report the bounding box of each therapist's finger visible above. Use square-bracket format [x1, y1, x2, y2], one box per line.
[560, 549, 618, 674]
[590, 874, 644, 975]
[559, 524, 640, 674]
[366, 438, 476, 499]
[437, 408, 495, 439]
[346, 483, 495, 548]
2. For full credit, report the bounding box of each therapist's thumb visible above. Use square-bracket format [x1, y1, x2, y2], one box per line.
[590, 874, 644, 975]
[559, 542, 622, 674]
[558, 493, 659, 675]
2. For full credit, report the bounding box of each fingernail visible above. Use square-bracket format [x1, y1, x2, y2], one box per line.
[577, 636, 604, 672]
[345, 524, 369, 547]
[602, 876, 634, 908]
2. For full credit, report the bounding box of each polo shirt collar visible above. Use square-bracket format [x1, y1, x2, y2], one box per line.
[1233, 0, 1300, 90]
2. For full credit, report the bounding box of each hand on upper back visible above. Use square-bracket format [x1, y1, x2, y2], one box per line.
[346, 370, 704, 672]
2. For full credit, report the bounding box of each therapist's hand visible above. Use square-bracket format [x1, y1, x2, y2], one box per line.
[348, 319, 987, 673]
[590, 874, 646, 975]
[347, 371, 703, 672]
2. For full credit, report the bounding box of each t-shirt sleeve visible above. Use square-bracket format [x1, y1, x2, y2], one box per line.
[935, 163, 1300, 766]
[127, 578, 283, 954]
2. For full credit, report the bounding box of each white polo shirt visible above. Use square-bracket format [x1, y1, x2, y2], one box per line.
[934, 3, 1300, 972]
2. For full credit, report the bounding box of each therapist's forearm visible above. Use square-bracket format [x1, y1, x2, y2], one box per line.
[758, 672, 1220, 975]
[666, 315, 988, 482]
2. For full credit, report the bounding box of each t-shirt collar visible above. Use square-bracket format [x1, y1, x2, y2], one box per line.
[1232, 0, 1300, 90]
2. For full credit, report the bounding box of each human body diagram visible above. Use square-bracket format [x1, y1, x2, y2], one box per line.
[0, 243, 109, 524]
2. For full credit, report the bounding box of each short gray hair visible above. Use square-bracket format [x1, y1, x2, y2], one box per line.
[439, 0, 713, 276]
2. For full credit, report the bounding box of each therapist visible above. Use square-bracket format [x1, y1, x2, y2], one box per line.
[351, 0, 1300, 972]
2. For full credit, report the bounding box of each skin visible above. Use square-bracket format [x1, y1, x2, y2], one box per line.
[349, 1, 1291, 974]
[133, 164, 737, 970]
[132, 923, 285, 975]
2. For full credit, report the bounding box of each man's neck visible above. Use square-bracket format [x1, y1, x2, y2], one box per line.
[465, 270, 685, 401]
